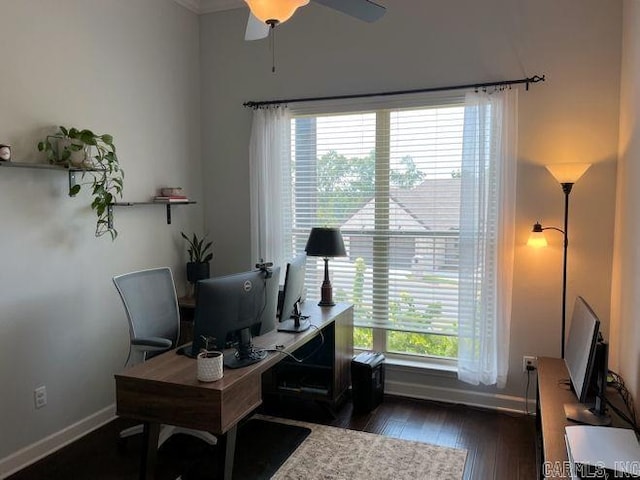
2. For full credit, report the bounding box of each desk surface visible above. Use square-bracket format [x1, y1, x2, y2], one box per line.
[537, 357, 628, 479]
[537, 357, 575, 479]
[115, 302, 353, 435]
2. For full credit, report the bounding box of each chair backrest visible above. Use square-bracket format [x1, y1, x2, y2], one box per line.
[113, 267, 180, 352]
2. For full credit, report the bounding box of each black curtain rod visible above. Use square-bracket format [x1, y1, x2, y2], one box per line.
[243, 74, 545, 109]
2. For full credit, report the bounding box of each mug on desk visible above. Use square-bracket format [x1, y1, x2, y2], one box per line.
[197, 350, 224, 382]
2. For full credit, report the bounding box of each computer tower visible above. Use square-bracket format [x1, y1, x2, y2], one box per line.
[351, 352, 385, 413]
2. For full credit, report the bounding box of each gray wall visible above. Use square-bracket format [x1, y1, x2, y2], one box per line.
[611, 0, 640, 411]
[0, 0, 202, 468]
[200, 0, 621, 406]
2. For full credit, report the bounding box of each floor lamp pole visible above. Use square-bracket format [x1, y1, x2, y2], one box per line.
[561, 183, 573, 359]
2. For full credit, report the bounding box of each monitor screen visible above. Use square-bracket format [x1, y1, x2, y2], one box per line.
[279, 253, 307, 320]
[190, 267, 280, 368]
[564, 296, 600, 403]
[277, 253, 310, 333]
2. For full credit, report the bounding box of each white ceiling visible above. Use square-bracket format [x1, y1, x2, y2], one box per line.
[172, 0, 246, 14]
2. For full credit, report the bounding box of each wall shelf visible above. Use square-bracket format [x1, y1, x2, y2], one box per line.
[2, 161, 196, 229]
[108, 201, 197, 228]
[0, 160, 102, 192]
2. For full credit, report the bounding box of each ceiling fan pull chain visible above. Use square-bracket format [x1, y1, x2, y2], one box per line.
[270, 24, 277, 73]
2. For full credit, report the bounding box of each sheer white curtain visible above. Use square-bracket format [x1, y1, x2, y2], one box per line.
[249, 106, 291, 270]
[457, 89, 518, 388]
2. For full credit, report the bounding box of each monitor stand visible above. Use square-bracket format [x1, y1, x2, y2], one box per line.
[564, 403, 611, 426]
[224, 327, 267, 369]
[278, 317, 310, 333]
[278, 301, 311, 333]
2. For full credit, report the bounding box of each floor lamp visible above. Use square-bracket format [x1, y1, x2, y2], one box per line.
[527, 163, 591, 359]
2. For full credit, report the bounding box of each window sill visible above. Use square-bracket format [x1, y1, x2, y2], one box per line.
[355, 350, 458, 377]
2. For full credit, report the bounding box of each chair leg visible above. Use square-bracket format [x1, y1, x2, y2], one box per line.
[119, 424, 144, 439]
[119, 423, 217, 450]
[172, 427, 217, 446]
[158, 425, 217, 448]
[158, 425, 176, 448]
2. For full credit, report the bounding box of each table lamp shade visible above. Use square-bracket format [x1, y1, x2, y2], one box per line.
[305, 227, 345, 307]
[305, 227, 346, 258]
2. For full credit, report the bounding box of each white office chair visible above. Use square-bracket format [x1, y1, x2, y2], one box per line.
[113, 267, 216, 448]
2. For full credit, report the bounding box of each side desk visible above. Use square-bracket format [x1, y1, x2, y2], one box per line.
[537, 357, 575, 479]
[536, 357, 627, 479]
[114, 302, 353, 480]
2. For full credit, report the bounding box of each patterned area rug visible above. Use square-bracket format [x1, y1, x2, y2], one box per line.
[255, 415, 468, 480]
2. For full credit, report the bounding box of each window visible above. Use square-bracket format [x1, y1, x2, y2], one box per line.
[284, 96, 468, 363]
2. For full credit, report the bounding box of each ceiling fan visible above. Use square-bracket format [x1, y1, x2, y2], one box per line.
[244, 0, 386, 41]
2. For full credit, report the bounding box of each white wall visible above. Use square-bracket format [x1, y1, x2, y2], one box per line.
[200, 0, 621, 405]
[0, 0, 202, 470]
[611, 0, 640, 408]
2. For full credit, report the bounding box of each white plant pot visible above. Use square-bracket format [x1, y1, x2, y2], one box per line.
[197, 350, 224, 382]
[58, 138, 91, 167]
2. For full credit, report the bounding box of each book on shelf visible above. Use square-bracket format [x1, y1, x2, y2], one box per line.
[153, 195, 190, 203]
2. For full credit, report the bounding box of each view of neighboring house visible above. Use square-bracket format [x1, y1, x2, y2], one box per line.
[342, 178, 461, 273]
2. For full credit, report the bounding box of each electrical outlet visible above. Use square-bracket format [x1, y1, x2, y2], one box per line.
[523, 356, 537, 372]
[34, 386, 47, 409]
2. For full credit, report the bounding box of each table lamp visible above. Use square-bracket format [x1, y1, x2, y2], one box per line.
[305, 227, 346, 307]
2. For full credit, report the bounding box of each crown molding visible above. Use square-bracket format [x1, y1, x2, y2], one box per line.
[172, 0, 202, 13]
[172, 0, 244, 14]
[199, 0, 245, 13]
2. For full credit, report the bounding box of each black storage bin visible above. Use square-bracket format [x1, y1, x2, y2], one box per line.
[351, 351, 385, 413]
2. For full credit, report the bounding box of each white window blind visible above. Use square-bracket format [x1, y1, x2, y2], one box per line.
[284, 94, 468, 354]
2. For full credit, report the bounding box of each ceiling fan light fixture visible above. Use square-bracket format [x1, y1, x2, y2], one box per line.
[245, 0, 310, 25]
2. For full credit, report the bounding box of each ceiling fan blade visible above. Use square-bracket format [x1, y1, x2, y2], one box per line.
[244, 12, 270, 41]
[312, 0, 386, 23]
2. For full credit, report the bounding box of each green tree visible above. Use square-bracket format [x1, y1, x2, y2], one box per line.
[315, 150, 425, 224]
[390, 156, 425, 188]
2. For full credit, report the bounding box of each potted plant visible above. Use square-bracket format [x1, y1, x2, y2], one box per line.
[38, 126, 124, 239]
[196, 335, 223, 382]
[181, 232, 213, 289]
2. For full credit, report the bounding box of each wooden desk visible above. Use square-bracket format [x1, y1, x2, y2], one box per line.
[115, 302, 353, 480]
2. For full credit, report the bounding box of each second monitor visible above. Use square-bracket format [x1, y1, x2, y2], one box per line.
[278, 253, 310, 333]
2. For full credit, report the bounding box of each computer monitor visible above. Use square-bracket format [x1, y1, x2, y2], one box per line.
[277, 253, 310, 333]
[563, 296, 611, 425]
[189, 266, 280, 369]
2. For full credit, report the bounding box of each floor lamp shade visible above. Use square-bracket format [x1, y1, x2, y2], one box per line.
[305, 227, 346, 307]
[545, 163, 591, 184]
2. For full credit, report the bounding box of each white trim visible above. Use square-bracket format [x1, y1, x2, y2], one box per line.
[385, 378, 533, 415]
[200, 0, 245, 13]
[171, 0, 245, 14]
[172, 0, 202, 14]
[0, 405, 116, 479]
[382, 355, 458, 374]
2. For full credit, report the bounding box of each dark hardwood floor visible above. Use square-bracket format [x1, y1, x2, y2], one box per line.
[7, 395, 537, 480]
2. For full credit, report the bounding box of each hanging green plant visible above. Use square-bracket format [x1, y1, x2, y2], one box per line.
[38, 126, 124, 239]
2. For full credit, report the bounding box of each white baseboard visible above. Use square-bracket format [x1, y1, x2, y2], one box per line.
[385, 379, 535, 415]
[0, 404, 116, 479]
